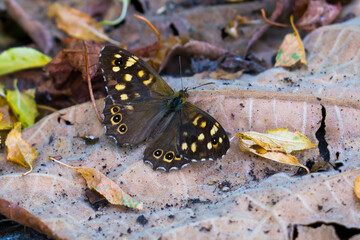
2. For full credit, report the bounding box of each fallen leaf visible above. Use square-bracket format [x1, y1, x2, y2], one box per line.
[5, 0, 53, 54]
[0, 108, 13, 130]
[296, 0, 342, 31]
[0, 199, 60, 239]
[224, 15, 255, 39]
[0, 47, 52, 76]
[5, 122, 37, 176]
[237, 128, 316, 173]
[51, 157, 143, 210]
[275, 15, 307, 67]
[6, 80, 39, 128]
[47, 3, 124, 47]
[42, 39, 106, 108]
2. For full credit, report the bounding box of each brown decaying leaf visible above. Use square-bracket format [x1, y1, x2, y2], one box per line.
[0, 199, 60, 239]
[41, 39, 106, 108]
[5, 122, 37, 176]
[5, 0, 53, 54]
[296, 0, 342, 30]
[47, 3, 124, 47]
[52, 158, 143, 210]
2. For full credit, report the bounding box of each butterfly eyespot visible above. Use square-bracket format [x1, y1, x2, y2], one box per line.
[211, 137, 218, 144]
[117, 124, 127, 134]
[163, 151, 175, 163]
[174, 154, 182, 160]
[110, 106, 120, 114]
[153, 149, 163, 159]
[111, 113, 122, 125]
[114, 59, 123, 66]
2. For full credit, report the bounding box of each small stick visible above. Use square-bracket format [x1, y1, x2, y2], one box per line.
[261, 9, 289, 28]
[82, 41, 102, 123]
[134, 14, 162, 53]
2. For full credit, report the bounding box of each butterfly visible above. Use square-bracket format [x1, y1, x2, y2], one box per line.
[100, 46, 230, 171]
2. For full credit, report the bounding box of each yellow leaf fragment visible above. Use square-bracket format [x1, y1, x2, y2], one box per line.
[275, 15, 307, 67]
[51, 158, 143, 210]
[237, 128, 316, 174]
[5, 122, 37, 176]
[47, 3, 124, 47]
[354, 175, 360, 200]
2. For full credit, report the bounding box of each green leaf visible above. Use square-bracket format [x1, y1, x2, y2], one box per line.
[6, 80, 39, 128]
[0, 47, 52, 76]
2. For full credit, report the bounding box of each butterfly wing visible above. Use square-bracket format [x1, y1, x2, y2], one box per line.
[100, 46, 174, 145]
[143, 102, 230, 171]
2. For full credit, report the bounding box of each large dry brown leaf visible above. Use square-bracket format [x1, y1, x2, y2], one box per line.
[1, 16, 360, 239]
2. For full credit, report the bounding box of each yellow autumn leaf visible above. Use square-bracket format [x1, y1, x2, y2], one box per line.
[237, 128, 317, 174]
[275, 15, 307, 67]
[47, 3, 124, 47]
[50, 157, 143, 210]
[354, 175, 360, 200]
[5, 122, 37, 176]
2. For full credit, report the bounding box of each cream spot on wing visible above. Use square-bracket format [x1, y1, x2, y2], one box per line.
[114, 54, 121, 58]
[124, 74, 132, 81]
[191, 142, 197, 152]
[115, 84, 126, 91]
[125, 57, 136, 68]
[120, 94, 128, 100]
[200, 121, 206, 128]
[219, 137, 223, 143]
[182, 142, 188, 150]
[132, 56, 139, 60]
[207, 142, 212, 150]
[138, 70, 145, 77]
[143, 75, 153, 86]
[183, 132, 188, 136]
[192, 116, 201, 126]
[112, 66, 120, 72]
[198, 133, 205, 141]
[125, 105, 134, 111]
[210, 125, 218, 136]
[134, 93, 140, 98]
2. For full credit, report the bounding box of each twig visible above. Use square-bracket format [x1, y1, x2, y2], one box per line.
[261, 9, 289, 28]
[37, 104, 58, 112]
[134, 14, 162, 53]
[82, 41, 102, 123]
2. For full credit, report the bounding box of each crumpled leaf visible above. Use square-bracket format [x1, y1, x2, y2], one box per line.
[296, 0, 342, 31]
[5, 122, 37, 176]
[47, 3, 124, 47]
[237, 128, 316, 173]
[6, 80, 39, 128]
[0, 47, 52, 76]
[275, 16, 307, 67]
[51, 158, 143, 210]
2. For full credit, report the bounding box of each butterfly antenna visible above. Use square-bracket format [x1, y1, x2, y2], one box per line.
[179, 55, 184, 90]
[188, 82, 215, 90]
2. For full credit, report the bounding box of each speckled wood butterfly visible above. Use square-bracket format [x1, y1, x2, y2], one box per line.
[100, 46, 230, 171]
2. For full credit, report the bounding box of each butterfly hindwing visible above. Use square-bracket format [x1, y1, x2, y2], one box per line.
[143, 102, 230, 171]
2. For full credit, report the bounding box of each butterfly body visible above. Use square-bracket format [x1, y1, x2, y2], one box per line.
[100, 46, 230, 171]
